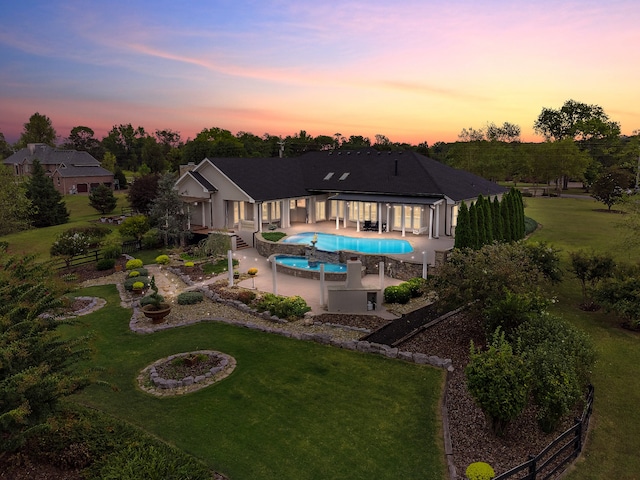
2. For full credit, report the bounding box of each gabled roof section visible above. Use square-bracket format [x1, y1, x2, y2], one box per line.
[189, 170, 217, 192]
[207, 157, 309, 201]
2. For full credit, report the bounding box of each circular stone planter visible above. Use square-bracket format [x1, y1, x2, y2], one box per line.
[137, 350, 236, 396]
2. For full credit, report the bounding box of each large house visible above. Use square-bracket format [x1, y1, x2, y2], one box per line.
[3, 143, 114, 195]
[175, 148, 506, 239]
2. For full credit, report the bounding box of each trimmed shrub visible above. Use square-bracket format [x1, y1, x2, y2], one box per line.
[128, 270, 140, 277]
[125, 258, 143, 270]
[177, 291, 204, 305]
[247, 267, 258, 276]
[254, 293, 311, 319]
[405, 277, 426, 297]
[466, 461, 495, 480]
[124, 276, 150, 291]
[132, 281, 145, 290]
[142, 228, 161, 249]
[155, 254, 170, 265]
[384, 284, 412, 304]
[236, 290, 256, 305]
[96, 258, 115, 271]
[184, 261, 194, 267]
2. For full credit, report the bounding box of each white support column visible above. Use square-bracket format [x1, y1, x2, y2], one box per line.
[434, 203, 441, 238]
[356, 202, 360, 232]
[386, 206, 390, 232]
[422, 251, 428, 279]
[335, 204, 340, 229]
[378, 203, 382, 234]
[401, 205, 406, 237]
[343, 203, 348, 228]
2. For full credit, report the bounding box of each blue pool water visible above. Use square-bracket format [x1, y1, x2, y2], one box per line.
[274, 255, 347, 272]
[282, 232, 413, 254]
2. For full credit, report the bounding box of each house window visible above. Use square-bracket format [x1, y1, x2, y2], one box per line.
[315, 201, 326, 221]
[393, 205, 422, 230]
[348, 202, 377, 222]
[261, 202, 281, 223]
[330, 200, 345, 219]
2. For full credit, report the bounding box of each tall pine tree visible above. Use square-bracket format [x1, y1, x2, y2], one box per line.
[26, 160, 69, 228]
[492, 196, 503, 242]
[501, 192, 513, 242]
[476, 199, 488, 247]
[469, 202, 480, 249]
[454, 201, 471, 249]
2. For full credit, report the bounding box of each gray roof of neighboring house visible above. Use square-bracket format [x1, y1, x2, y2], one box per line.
[3, 144, 102, 167]
[205, 148, 506, 203]
[53, 164, 114, 178]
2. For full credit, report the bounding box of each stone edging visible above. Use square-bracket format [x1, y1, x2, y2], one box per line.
[137, 350, 237, 397]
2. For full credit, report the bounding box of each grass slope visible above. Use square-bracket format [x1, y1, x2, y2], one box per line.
[526, 196, 640, 479]
[69, 285, 446, 480]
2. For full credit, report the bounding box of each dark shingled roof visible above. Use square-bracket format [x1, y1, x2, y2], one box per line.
[3, 144, 103, 167]
[189, 170, 217, 192]
[53, 164, 113, 178]
[207, 148, 505, 202]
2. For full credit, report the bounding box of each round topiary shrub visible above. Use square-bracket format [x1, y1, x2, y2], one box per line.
[384, 284, 412, 304]
[129, 270, 140, 277]
[236, 290, 256, 305]
[96, 258, 116, 271]
[132, 281, 145, 290]
[126, 258, 144, 270]
[184, 261, 195, 267]
[155, 254, 170, 265]
[405, 277, 427, 297]
[177, 291, 204, 305]
[465, 461, 495, 480]
[124, 276, 150, 291]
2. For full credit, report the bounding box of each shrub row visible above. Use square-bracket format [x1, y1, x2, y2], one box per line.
[383, 277, 427, 304]
[254, 293, 311, 319]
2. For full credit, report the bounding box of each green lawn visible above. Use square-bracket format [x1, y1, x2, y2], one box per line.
[525, 197, 640, 479]
[69, 285, 447, 480]
[1, 193, 129, 258]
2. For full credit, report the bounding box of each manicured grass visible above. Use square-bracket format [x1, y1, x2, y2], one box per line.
[526, 197, 640, 479]
[0, 193, 130, 259]
[524, 196, 640, 263]
[68, 285, 447, 480]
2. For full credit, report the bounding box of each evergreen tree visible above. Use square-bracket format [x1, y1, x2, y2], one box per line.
[501, 192, 512, 242]
[516, 189, 526, 239]
[492, 196, 503, 242]
[89, 184, 117, 214]
[25, 160, 69, 228]
[469, 202, 480, 249]
[0, 250, 93, 450]
[476, 199, 488, 247]
[0, 165, 32, 235]
[454, 201, 471, 249]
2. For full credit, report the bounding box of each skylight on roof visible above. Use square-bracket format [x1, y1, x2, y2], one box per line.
[339, 172, 350, 180]
[324, 172, 334, 180]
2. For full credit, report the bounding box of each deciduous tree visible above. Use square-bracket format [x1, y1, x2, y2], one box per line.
[0, 165, 33, 235]
[127, 173, 159, 215]
[149, 172, 191, 247]
[16, 112, 57, 148]
[591, 167, 633, 211]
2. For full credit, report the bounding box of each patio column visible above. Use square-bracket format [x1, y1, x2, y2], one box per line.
[378, 203, 382, 234]
[356, 202, 360, 232]
[401, 205, 406, 237]
[343, 203, 348, 229]
[386, 205, 391, 232]
[335, 204, 340, 229]
[428, 206, 433, 239]
[434, 203, 440, 238]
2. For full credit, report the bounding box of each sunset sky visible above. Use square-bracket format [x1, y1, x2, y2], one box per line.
[1, 0, 639, 146]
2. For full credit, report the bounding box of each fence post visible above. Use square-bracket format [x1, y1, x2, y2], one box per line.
[574, 417, 583, 456]
[528, 454, 536, 480]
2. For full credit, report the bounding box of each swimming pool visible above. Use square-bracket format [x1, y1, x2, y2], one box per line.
[274, 255, 347, 272]
[282, 232, 413, 254]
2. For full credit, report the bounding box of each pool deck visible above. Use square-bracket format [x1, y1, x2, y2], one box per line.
[231, 222, 454, 317]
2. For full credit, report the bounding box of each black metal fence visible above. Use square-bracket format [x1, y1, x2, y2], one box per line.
[494, 385, 594, 480]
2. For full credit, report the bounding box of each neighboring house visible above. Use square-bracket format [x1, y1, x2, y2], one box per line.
[175, 148, 507, 238]
[3, 143, 114, 195]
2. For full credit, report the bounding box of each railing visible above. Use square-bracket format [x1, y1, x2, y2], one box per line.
[54, 240, 142, 269]
[494, 385, 594, 480]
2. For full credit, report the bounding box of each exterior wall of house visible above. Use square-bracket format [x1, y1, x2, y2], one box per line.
[197, 162, 252, 229]
[51, 173, 114, 195]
